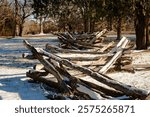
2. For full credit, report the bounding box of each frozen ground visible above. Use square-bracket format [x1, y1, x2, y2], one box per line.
[0, 35, 149, 100]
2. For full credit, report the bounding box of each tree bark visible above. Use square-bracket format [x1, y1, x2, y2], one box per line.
[146, 17, 150, 47]
[135, 2, 147, 50]
[14, 0, 19, 36]
[39, 16, 44, 34]
[19, 24, 23, 36]
[107, 16, 113, 31]
[83, 17, 88, 33]
[116, 16, 122, 40]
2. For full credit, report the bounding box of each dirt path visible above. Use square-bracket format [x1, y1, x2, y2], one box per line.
[0, 37, 58, 100]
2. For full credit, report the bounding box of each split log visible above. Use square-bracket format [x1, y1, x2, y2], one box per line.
[120, 65, 135, 73]
[133, 64, 150, 69]
[89, 29, 107, 44]
[74, 58, 106, 66]
[24, 40, 71, 95]
[98, 41, 115, 53]
[114, 56, 132, 69]
[110, 37, 129, 54]
[23, 40, 149, 99]
[58, 34, 102, 49]
[46, 42, 115, 54]
[52, 61, 105, 99]
[46, 44, 106, 54]
[122, 64, 150, 71]
[26, 70, 59, 89]
[99, 37, 130, 74]
[55, 64, 108, 99]
[33, 64, 44, 70]
[22, 53, 35, 59]
[73, 33, 95, 42]
[27, 69, 49, 77]
[61, 55, 111, 61]
[79, 79, 124, 97]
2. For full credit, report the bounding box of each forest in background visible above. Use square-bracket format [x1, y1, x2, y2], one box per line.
[0, 0, 149, 49]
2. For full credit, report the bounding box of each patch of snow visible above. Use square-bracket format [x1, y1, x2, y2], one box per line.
[0, 66, 47, 100]
[0, 37, 59, 100]
[112, 95, 130, 100]
[0, 83, 5, 87]
[108, 71, 150, 92]
[77, 84, 104, 100]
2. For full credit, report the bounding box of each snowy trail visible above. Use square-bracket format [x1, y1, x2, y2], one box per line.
[0, 36, 58, 100]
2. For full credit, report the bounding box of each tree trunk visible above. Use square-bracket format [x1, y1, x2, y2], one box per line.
[135, 2, 147, 50]
[39, 16, 44, 34]
[116, 16, 122, 40]
[88, 17, 91, 33]
[19, 24, 23, 36]
[146, 17, 150, 47]
[14, 0, 19, 36]
[135, 18, 147, 50]
[83, 18, 88, 33]
[107, 17, 113, 31]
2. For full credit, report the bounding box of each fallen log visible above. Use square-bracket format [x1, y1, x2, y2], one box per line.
[23, 40, 149, 99]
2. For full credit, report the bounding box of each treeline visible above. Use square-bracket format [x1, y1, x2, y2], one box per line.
[32, 0, 149, 49]
[0, 0, 32, 36]
[0, 0, 149, 49]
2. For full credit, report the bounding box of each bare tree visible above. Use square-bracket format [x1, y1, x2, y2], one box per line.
[0, 0, 15, 36]
[14, 0, 32, 36]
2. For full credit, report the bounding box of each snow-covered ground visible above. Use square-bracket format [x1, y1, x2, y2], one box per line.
[0, 35, 149, 100]
[108, 50, 150, 92]
[0, 36, 58, 100]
